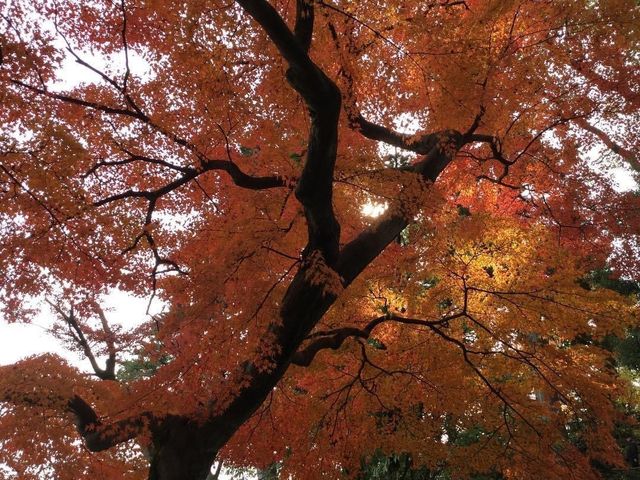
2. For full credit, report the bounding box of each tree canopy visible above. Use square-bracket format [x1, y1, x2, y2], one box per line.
[0, 0, 639, 479]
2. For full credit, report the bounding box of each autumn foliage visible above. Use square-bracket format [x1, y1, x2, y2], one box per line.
[0, 0, 639, 479]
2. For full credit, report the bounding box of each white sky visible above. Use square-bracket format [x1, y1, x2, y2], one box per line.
[0, 290, 153, 367]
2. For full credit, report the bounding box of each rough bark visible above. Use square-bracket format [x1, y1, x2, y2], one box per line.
[147, 418, 219, 480]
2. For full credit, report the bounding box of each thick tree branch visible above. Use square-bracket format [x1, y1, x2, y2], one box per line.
[337, 130, 464, 283]
[346, 92, 482, 158]
[236, 0, 342, 263]
[97, 307, 117, 380]
[93, 157, 285, 242]
[349, 101, 481, 157]
[235, 0, 338, 113]
[91, 155, 286, 272]
[235, 1, 320, 88]
[351, 115, 439, 154]
[203, 158, 288, 190]
[67, 395, 154, 452]
[291, 312, 464, 367]
[0, 357, 151, 452]
[294, 0, 314, 52]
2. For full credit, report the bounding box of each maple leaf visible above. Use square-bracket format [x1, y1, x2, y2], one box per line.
[1, 1, 639, 479]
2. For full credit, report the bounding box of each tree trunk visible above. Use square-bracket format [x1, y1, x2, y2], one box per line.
[148, 418, 218, 480]
[143, 136, 463, 480]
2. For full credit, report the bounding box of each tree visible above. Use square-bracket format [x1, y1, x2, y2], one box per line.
[0, 0, 639, 479]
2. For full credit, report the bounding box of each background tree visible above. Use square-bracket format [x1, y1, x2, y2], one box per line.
[0, 0, 639, 479]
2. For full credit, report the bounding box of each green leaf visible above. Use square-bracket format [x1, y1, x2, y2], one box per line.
[240, 145, 258, 157]
[367, 338, 387, 350]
